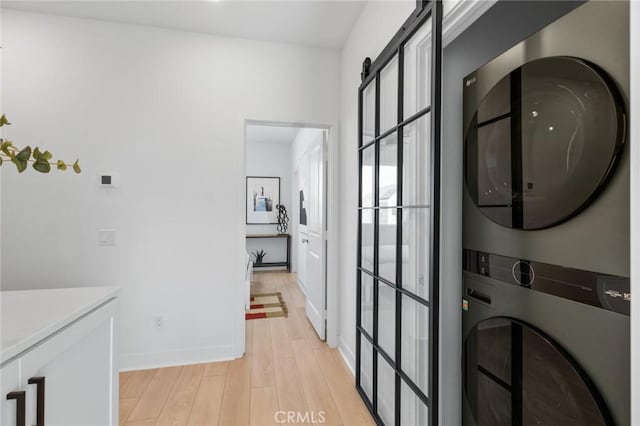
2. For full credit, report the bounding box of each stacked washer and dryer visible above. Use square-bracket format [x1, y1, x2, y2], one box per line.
[462, 1, 630, 425]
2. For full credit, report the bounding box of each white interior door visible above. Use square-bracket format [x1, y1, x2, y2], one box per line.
[305, 131, 327, 339]
[297, 162, 309, 291]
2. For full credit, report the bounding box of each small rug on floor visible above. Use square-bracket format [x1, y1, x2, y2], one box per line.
[246, 292, 288, 320]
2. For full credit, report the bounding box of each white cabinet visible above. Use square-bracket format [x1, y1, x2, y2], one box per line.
[1, 361, 20, 426]
[1, 297, 118, 426]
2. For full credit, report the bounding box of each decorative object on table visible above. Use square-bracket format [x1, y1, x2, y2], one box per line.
[252, 249, 266, 265]
[0, 114, 81, 174]
[276, 204, 289, 234]
[246, 292, 288, 320]
[246, 176, 280, 224]
[299, 190, 307, 225]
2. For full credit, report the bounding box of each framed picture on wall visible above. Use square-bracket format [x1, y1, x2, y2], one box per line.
[246, 176, 280, 224]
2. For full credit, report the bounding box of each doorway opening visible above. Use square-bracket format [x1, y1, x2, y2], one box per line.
[243, 121, 334, 347]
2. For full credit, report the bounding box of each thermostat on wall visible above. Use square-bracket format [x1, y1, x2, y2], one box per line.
[99, 173, 119, 187]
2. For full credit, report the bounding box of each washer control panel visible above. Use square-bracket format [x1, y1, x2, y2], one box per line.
[463, 249, 630, 316]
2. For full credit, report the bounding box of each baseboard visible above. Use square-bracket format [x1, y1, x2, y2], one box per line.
[338, 337, 356, 377]
[119, 344, 237, 371]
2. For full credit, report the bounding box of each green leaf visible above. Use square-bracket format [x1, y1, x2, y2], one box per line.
[1, 140, 13, 155]
[42, 151, 53, 160]
[72, 159, 81, 174]
[16, 146, 31, 162]
[32, 147, 42, 160]
[10, 153, 27, 173]
[57, 160, 67, 171]
[33, 158, 51, 173]
[0, 114, 10, 127]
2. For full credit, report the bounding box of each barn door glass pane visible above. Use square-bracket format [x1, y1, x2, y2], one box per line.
[403, 114, 431, 206]
[361, 274, 374, 336]
[380, 55, 399, 133]
[378, 355, 396, 424]
[402, 208, 430, 300]
[361, 336, 374, 400]
[378, 282, 396, 357]
[404, 19, 432, 116]
[363, 81, 376, 144]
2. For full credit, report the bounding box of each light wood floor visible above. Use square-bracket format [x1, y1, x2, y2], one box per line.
[119, 271, 374, 426]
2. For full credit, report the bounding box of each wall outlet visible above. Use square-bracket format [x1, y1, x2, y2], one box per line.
[154, 316, 163, 330]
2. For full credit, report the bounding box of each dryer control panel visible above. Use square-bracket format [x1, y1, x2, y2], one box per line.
[463, 249, 630, 316]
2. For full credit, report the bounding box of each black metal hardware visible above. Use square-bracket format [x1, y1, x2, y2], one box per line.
[28, 377, 45, 426]
[361, 57, 371, 82]
[6, 391, 26, 426]
[466, 288, 491, 305]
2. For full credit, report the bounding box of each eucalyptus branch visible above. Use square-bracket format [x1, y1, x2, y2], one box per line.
[0, 114, 81, 174]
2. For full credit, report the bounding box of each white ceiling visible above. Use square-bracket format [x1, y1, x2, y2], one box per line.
[246, 124, 300, 145]
[2, 0, 369, 49]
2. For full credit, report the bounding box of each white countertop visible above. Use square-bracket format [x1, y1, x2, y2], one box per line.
[1, 286, 120, 365]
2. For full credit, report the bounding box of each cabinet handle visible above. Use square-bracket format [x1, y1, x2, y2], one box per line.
[28, 377, 45, 426]
[6, 391, 25, 426]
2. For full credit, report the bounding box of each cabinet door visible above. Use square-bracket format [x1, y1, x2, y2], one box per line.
[1, 360, 21, 426]
[21, 300, 118, 426]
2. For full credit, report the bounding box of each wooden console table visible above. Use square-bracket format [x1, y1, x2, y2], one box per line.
[246, 234, 291, 272]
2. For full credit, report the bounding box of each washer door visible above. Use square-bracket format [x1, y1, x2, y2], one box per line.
[463, 317, 612, 425]
[464, 57, 625, 230]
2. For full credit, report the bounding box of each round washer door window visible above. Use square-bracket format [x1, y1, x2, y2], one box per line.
[464, 57, 625, 230]
[463, 317, 611, 425]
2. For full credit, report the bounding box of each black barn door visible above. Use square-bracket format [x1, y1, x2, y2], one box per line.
[356, 1, 442, 425]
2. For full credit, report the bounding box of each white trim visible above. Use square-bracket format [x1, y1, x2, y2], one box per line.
[326, 125, 340, 348]
[443, 0, 498, 47]
[119, 344, 237, 371]
[338, 337, 356, 377]
[630, 1, 639, 423]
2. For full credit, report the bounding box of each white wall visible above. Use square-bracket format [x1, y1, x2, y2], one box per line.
[245, 141, 291, 263]
[1, 9, 340, 370]
[336, 0, 415, 375]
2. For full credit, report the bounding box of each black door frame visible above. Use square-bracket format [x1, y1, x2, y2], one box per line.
[356, 1, 443, 424]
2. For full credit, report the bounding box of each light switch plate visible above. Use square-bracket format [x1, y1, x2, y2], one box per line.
[98, 229, 116, 246]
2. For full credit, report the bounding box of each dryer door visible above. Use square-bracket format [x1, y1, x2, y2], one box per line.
[463, 317, 611, 425]
[464, 56, 625, 230]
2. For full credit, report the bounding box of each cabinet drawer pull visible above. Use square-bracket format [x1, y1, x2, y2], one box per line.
[28, 377, 45, 426]
[6, 391, 25, 426]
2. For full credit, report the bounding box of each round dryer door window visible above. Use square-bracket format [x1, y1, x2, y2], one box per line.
[464, 57, 625, 230]
[463, 317, 611, 425]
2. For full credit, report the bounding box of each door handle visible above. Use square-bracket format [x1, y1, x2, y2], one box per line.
[302, 238, 309, 243]
[28, 377, 45, 426]
[466, 288, 491, 305]
[6, 391, 25, 426]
